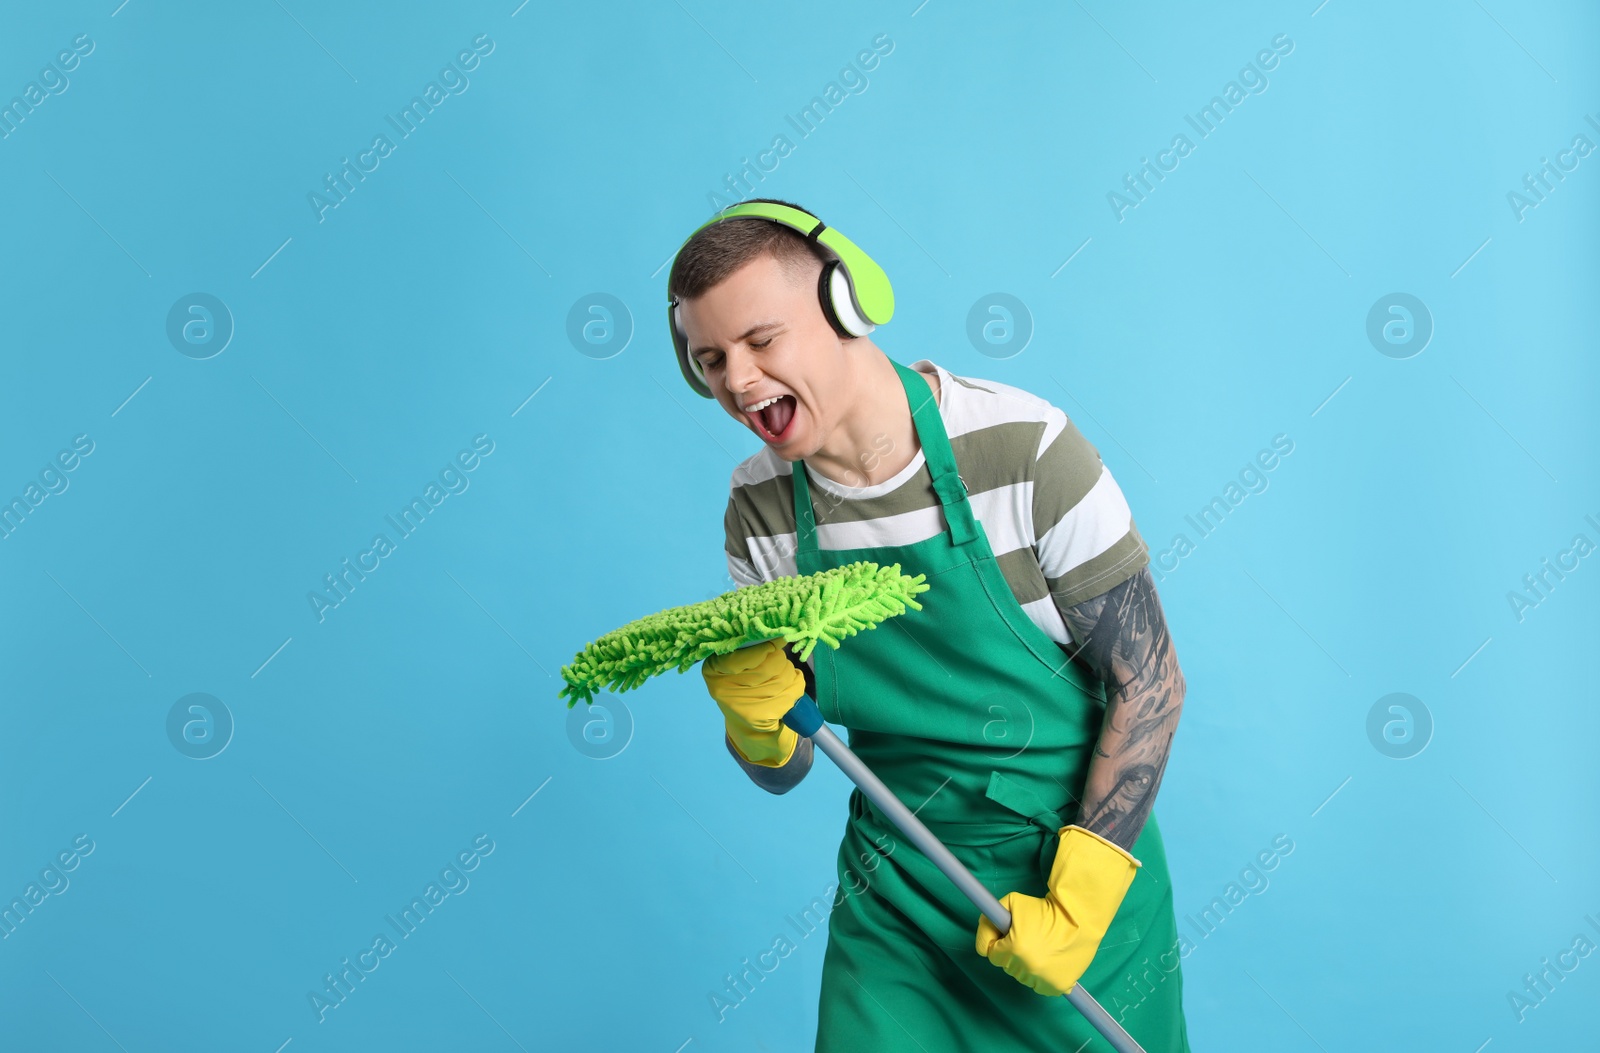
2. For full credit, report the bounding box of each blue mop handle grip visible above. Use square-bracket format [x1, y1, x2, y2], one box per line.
[780, 694, 825, 738]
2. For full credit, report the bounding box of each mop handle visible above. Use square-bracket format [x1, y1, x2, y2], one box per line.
[782, 696, 1148, 1053]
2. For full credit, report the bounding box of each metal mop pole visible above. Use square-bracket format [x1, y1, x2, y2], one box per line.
[783, 696, 1148, 1053]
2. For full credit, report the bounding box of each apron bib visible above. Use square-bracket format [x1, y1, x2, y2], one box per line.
[798, 360, 1191, 1052]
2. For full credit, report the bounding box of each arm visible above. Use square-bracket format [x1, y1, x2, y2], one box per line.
[1056, 565, 1185, 853]
[727, 642, 816, 794]
[976, 564, 1177, 996]
[722, 491, 818, 793]
[976, 413, 1179, 996]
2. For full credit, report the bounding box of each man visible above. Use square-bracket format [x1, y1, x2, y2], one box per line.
[668, 199, 1191, 1051]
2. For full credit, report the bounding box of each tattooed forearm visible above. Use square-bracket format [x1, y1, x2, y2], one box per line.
[1079, 731, 1173, 847]
[1057, 567, 1185, 853]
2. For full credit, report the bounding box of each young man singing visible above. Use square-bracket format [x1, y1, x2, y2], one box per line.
[667, 199, 1191, 1052]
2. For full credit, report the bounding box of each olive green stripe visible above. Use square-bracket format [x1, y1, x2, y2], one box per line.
[1031, 418, 1107, 540]
[1045, 529, 1150, 609]
[995, 545, 1052, 605]
[949, 423, 1048, 497]
[724, 497, 753, 563]
[947, 372, 999, 395]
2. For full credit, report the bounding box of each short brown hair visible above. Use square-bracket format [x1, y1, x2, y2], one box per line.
[668, 198, 835, 302]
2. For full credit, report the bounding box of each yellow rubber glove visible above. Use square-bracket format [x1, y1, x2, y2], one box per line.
[701, 639, 805, 768]
[975, 824, 1142, 996]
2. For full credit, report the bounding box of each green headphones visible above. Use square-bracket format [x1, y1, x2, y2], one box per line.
[667, 199, 896, 399]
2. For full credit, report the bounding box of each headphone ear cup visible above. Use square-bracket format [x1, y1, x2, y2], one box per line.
[815, 260, 846, 336]
[671, 301, 711, 395]
[825, 262, 875, 337]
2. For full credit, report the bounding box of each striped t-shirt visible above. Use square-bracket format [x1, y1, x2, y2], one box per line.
[723, 359, 1150, 650]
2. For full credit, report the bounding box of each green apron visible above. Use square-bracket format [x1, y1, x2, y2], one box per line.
[797, 360, 1191, 1052]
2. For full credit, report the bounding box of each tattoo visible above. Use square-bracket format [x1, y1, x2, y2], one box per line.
[1057, 567, 1185, 853]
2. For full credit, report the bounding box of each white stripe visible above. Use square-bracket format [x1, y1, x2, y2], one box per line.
[808, 450, 926, 500]
[730, 448, 790, 490]
[913, 360, 1070, 442]
[747, 533, 800, 580]
[1035, 413, 1067, 460]
[1034, 465, 1133, 579]
[966, 480, 1035, 557]
[817, 504, 944, 550]
[1018, 594, 1074, 646]
[755, 480, 1037, 558]
[728, 552, 763, 587]
[742, 491, 1037, 577]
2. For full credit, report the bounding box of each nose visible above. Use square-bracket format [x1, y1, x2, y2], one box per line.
[723, 344, 762, 399]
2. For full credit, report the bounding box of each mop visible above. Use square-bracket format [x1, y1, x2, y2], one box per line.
[559, 561, 1147, 1053]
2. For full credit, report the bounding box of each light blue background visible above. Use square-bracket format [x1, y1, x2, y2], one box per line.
[1, 1, 1595, 1050]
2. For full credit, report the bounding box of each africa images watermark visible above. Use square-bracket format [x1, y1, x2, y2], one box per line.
[1507, 911, 1600, 1022]
[308, 434, 496, 623]
[1149, 432, 1295, 581]
[1107, 33, 1295, 222]
[0, 834, 96, 941]
[1505, 511, 1599, 623]
[307, 833, 496, 1022]
[0, 33, 96, 142]
[705, 32, 896, 211]
[1506, 113, 1599, 223]
[707, 829, 897, 1023]
[1108, 833, 1295, 1023]
[0, 433, 96, 542]
[308, 34, 496, 223]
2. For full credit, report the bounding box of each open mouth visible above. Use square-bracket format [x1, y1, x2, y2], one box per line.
[745, 394, 797, 445]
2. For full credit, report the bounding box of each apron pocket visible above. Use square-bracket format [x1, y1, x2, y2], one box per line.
[1099, 910, 1144, 952]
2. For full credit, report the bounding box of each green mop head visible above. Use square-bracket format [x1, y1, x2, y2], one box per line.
[559, 561, 929, 706]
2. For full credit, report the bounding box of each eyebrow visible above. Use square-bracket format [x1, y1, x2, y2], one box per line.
[692, 321, 783, 359]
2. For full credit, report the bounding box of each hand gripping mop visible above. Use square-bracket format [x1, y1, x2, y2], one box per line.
[559, 561, 1147, 1053]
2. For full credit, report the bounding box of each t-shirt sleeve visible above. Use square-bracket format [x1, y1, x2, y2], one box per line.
[724, 495, 763, 587]
[1031, 413, 1150, 611]
[723, 492, 815, 681]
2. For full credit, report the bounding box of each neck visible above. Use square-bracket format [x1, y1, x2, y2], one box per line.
[803, 347, 926, 488]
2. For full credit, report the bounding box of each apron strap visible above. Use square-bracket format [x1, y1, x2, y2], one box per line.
[790, 359, 981, 562]
[793, 457, 819, 563]
[891, 360, 980, 548]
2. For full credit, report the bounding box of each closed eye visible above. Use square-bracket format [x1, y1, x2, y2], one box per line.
[696, 332, 774, 371]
